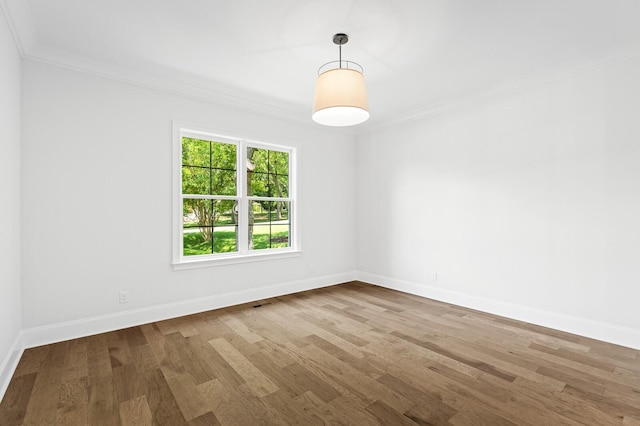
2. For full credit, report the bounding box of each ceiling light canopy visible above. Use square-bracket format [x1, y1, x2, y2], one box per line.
[312, 33, 369, 127]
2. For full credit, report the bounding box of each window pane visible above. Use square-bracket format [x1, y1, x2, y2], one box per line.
[270, 151, 289, 176]
[249, 171, 269, 197]
[211, 142, 237, 168]
[249, 201, 290, 250]
[211, 169, 236, 196]
[182, 165, 210, 195]
[210, 141, 236, 195]
[182, 138, 210, 167]
[182, 138, 236, 196]
[269, 174, 288, 198]
[249, 147, 269, 174]
[183, 199, 238, 255]
[247, 148, 289, 198]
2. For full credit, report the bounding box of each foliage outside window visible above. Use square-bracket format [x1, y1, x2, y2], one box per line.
[173, 126, 297, 268]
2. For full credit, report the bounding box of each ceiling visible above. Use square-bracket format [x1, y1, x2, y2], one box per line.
[4, 0, 640, 130]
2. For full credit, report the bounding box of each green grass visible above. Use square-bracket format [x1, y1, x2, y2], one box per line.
[184, 212, 289, 228]
[183, 227, 289, 256]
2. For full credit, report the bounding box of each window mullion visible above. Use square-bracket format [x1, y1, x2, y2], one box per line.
[248, 196, 292, 202]
[237, 141, 248, 253]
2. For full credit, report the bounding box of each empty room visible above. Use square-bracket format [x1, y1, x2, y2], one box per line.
[1, 0, 639, 424]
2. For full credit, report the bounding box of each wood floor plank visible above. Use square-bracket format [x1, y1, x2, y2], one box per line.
[2, 282, 639, 425]
[186, 334, 245, 388]
[393, 330, 518, 382]
[112, 363, 144, 403]
[161, 366, 210, 421]
[219, 313, 264, 344]
[86, 334, 113, 385]
[448, 407, 519, 426]
[129, 343, 160, 374]
[243, 350, 306, 400]
[252, 339, 298, 370]
[293, 313, 370, 359]
[186, 411, 222, 426]
[58, 376, 88, 408]
[87, 377, 120, 426]
[140, 368, 185, 425]
[291, 390, 333, 421]
[166, 332, 216, 385]
[623, 416, 640, 426]
[530, 342, 616, 372]
[366, 399, 420, 426]
[11, 346, 50, 378]
[562, 384, 640, 419]
[56, 401, 88, 425]
[325, 393, 384, 424]
[262, 389, 325, 426]
[281, 362, 341, 403]
[0, 372, 37, 426]
[508, 376, 619, 425]
[60, 338, 88, 381]
[21, 341, 68, 426]
[121, 326, 149, 348]
[208, 337, 279, 397]
[119, 394, 153, 426]
[378, 373, 458, 424]
[197, 378, 283, 424]
[297, 342, 416, 413]
[107, 331, 132, 368]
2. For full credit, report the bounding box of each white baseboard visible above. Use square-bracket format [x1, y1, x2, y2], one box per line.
[21, 271, 357, 350]
[0, 332, 24, 402]
[357, 271, 640, 350]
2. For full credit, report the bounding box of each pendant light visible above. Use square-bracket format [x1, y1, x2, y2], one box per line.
[312, 33, 369, 127]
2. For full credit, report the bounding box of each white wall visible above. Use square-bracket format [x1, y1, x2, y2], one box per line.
[0, 7, 23, 394]
[14, 37, 640, 354]
[357, 58, 640, 348]
[21, 60, 357, 338]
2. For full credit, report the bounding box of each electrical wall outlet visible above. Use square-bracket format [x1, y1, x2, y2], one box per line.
[430, 271, 438, 282]
[119, 290, 130, 304]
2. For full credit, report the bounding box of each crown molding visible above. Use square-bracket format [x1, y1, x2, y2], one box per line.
[0, 0, 36, 55]
[9, 0, 640, 138]
[23, 43, 361, 136]
[1, 0, 357, 136]
[363, 47, 640, 134]
[24, 43, 309, 127]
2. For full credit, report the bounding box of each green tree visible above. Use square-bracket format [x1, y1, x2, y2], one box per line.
[269, 151, 288, 219]
[182, 138, 236, 243]
[182, 140, 290, 251]
[248, 149, 289, 220]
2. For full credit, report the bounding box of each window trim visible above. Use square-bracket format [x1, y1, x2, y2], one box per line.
[172, 122, 300, 270]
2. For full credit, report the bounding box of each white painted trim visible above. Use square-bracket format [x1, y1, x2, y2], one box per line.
[5, 0, 640, 135]
[21, 271, 357, 350]
[0, 0, 37, 55]
[0, 331, 24, 402]
[357, 271, 640, 350]
[22, 46, 343, 133]
[172, 249, 302, 270]
[173, 124, 299, 268]
[360, 47, 640, 135]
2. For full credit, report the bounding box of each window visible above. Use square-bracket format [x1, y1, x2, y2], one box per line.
[173, 124, 298, 269]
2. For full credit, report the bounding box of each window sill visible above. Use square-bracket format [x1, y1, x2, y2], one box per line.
[172, 249, 302, 270]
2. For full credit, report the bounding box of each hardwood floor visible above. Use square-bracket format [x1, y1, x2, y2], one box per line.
[1, 281, 639, 425]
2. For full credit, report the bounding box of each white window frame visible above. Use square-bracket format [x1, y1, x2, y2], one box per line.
[172, 122, 300, 270]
